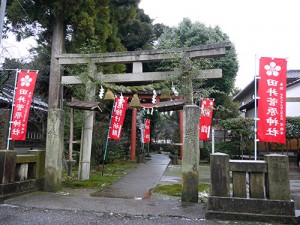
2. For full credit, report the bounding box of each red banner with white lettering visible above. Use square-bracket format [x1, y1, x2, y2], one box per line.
[108, 96, 128, 140]
[199, 99, 214, 141]
[257, 57, 287, 143]
[10, 70, 38, 140]
[143, 119, 151, 143]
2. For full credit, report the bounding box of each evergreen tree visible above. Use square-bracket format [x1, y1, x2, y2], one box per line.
[157, 18, 239, 119]
[4, 0, 156, 102]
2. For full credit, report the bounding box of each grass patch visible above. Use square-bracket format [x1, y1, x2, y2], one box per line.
[153, 183, 211, 202]
[62, 161, 138, 189]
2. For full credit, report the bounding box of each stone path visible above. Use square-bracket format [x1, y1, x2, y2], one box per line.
[95, 153, 170, 199]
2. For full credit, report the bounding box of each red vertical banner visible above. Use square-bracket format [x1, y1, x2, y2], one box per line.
[257, 57, 287, 143]
[108, 96, 128, 140]
[199, 99, 214, 141]
[10, 70, 38, 140]
[143, 119, 151, 143]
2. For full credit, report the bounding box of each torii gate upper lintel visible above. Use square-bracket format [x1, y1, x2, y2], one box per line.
[55, 42, 231, 65]
[57, 42, 231, 86]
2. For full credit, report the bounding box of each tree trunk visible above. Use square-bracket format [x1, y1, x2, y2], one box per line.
[48, 14, 65, 109]
[44, 14, 65, 192]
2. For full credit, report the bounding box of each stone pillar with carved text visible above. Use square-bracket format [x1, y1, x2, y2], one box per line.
[181, 105, 200, 202]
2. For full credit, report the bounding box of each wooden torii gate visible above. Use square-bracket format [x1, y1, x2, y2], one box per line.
[50, 42, 231, 201]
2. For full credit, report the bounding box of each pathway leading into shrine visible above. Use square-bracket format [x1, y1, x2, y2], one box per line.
[93, 153, 170, 199]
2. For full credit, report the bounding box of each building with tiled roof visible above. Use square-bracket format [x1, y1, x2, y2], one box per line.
[0, 85, 48, 150]
[233, 70, 300, 118]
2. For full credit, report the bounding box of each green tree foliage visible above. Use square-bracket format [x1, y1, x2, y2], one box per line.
[6, 0, 124, 54]
[286, 117, 300, 139]
[5, 0, 155, 54]
[156, 18, 239, 119]
[115, 7, 155, 51]
[5, 0, 156, 97]
[286, 117, 300, 151]
[4, 0, 156, 164]
[217, 117, 254, 158]
[0, 58, 49, 99]
[0, 58, 25, 88]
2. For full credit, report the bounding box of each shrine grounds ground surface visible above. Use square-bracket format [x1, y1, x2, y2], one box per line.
[1, 153, 300, 225]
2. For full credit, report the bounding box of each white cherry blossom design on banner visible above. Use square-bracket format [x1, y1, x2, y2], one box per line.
[264, 61, 281, 76]
[21, 75, 33, 87]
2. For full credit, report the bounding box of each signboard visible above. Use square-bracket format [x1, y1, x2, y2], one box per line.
[257, 57, 287, 143]
[143, 119, 151, 143]
[108, 96, 128, 140]
[199, 99, 214, 141]
[10, 70, 38, 140]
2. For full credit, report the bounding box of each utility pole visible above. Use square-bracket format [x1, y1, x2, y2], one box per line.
[0, 0, 7, 44]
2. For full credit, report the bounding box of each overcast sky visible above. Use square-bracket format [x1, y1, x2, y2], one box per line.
[139, 0, 300, 89]
[1, 1, 300, 89]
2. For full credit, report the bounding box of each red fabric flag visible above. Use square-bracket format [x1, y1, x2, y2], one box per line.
[143, 119, 151, 143]
[199, 99, 214, 141]
[10, 70, 38, 140]
[257, 57, 287, 143]
[108, 96, 128, 140]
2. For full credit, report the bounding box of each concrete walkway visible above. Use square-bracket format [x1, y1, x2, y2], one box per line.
[3, 153, 210, 222]
[2, 153, 300, 224]
[95, 153, 170, 199]
[290, 167, 300, 215]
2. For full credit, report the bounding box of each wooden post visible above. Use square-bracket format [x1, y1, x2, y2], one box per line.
[130, 108, 137, 161]
[179, 110, 183, 160]
[67, 107, 74, 176]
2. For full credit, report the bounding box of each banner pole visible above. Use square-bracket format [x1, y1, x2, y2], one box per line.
[101, 98, 116, 176]
[254, 55, 258, 161]
[212, 129, 215, 153]
[6, 69, 20, 150]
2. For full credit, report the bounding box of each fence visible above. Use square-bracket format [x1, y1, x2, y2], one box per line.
[0, 149, 45, 201]
[206, 153, 298, 224]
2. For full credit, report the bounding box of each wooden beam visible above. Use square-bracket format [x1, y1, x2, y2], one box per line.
[61, 69, 222, 85]
[56, 42, 231, 65]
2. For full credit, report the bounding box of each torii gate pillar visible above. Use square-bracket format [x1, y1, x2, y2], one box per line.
[181, 105, 200, 202]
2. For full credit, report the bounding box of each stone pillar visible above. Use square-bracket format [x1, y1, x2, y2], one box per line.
[44, 109, 65, 192]
[130, 108, 137, 161]
[0, 150, 16, 185]
[78, 110, 94, 180]
[265, 154, 291, 200]
[181, 105, 200, 202]
[78, 63, 96, 180]
[28, 149, 45, 188]
[210, 153, 230, 197]
[0, 109, 11, 149]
